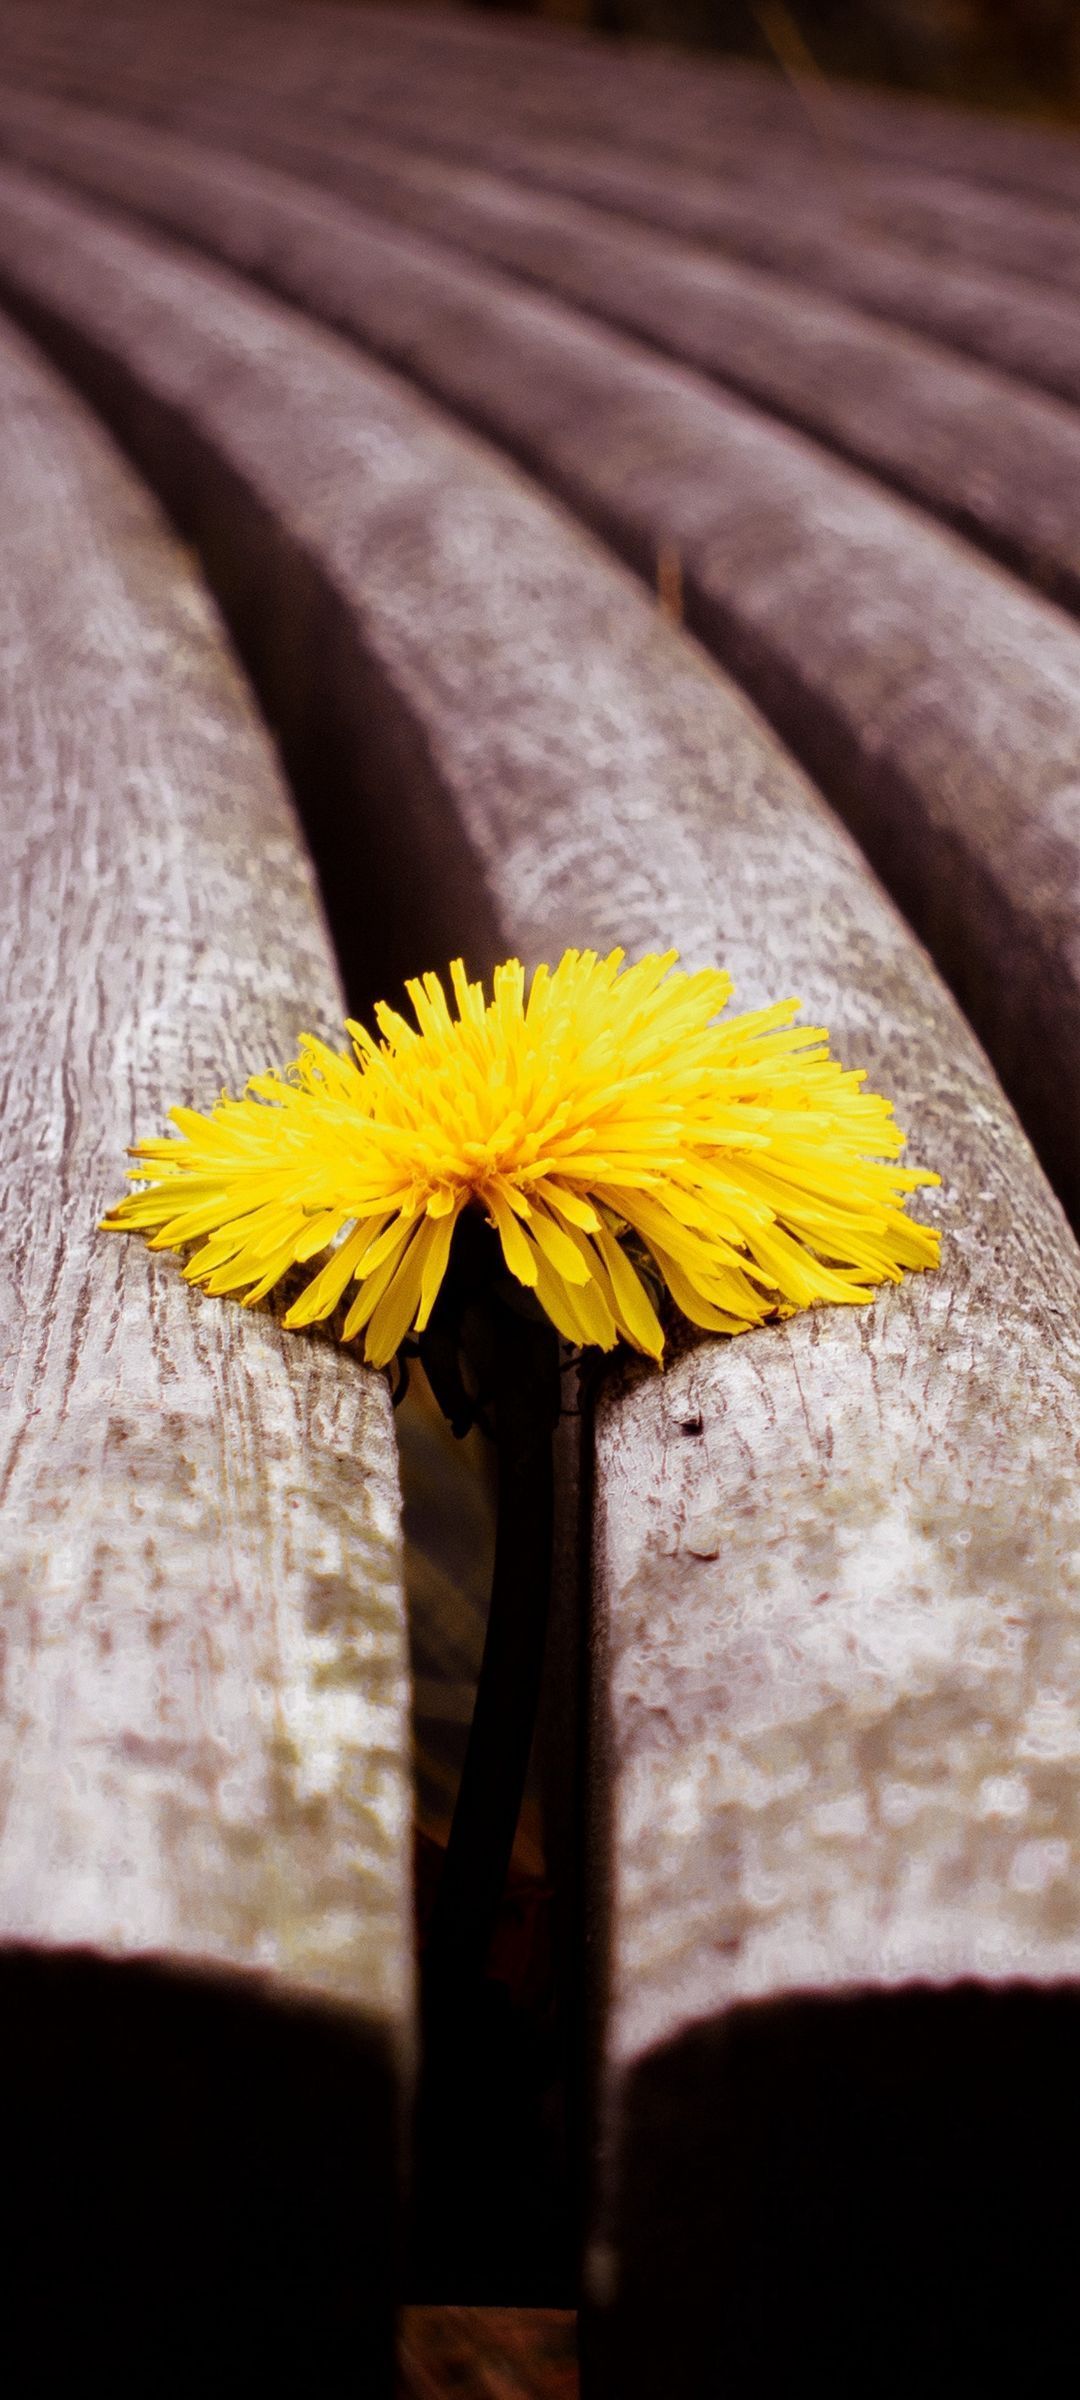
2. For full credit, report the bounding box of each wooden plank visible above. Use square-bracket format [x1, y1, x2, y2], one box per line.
[234, 0, 1080, 290]
[0, 164, 1077, 2374]
[1, 149, 1080, 1233]
[12, 0, 1080, 234]
[11, 7, 1080, 415]
[0, 306, 411, 2387]
[22, 0, 1077, 220]
[443, 140, 1080, 418]
[785, 71, 1080, 213]
[37, 0, 1080, 301]
[17, 83, 1080, 616]
[310, 2, 1080, 218]
[185, 76, 1080, 417]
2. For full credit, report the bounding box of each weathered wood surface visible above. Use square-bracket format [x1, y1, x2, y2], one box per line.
[784, 70, 1080, 212]
[0, 153, 1078, 2375]
[328, 2, 1080, 219]
[311, 0, 1080, 218]
[235, 5, 1080, 299]
[267, 97, 1080, 415]
[26, 0, 1080, 302]
[16, 83, 1080, 615]
[435, 10, 1080, 216]
[12, 9, 1080, 416]
[2, 151, 1080, 1231]
[0, 303, 411, 2386]
[11, 0, 1080, 232]
[18, 0, 1079, 221]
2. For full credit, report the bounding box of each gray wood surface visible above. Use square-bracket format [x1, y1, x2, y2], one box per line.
[13, 12, 1080, 413]
[2, 146, 1079, 1227]
[328, 0, 1080, 217]
[11, 0, 1080, 230]
[18, 84, 1078, 613]
[259, 3, 1080, 286]
[0, 153, 1077, 2376]
[257, 93, 1080, 416]
[43, 0, 1078, 298]
[0, 300, 411, 2383]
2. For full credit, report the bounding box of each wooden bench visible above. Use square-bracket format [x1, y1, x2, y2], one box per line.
[61, 0, 1080, 411]
[4, 6, 1080, 2387]
[1, 117, 1080, 1228]
[26, 0, 1076, 296]
[10, 4, 1080, 408]
[11, 79, 1080, 629]
[0, 301, 413, 2387]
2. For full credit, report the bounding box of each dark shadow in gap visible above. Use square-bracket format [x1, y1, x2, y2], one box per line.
[399, 1361, 575, 2302]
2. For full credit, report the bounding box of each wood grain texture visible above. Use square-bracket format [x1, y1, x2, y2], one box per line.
[0, 307, 411, 2383]
[12, 0, 1080, 231]
[241, 2, 1080, 295]
[312, 1, 1080, 218]
[259, 91, 1080, 417]
[18, 0, 1074, 213]
[13, 13, 1080, 414]
[2, 144, 1080, 1230]
[20, 82, 1080, 619]
[0, 149, 1077, 2375]
[31, 0, 1080, 299]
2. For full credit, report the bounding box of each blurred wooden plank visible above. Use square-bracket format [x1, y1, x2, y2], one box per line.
[103, 54, 1080, 417]
[20, 84, 1079, 614]
[19, 0, 1080, 212]
[19, 0, 1079, 294]
[3, 134, 1080, 1225]
[11, 12, 1080, 418]
[0, 302, 412, 2388]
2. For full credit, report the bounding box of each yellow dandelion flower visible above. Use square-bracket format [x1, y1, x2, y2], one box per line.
[102, 948, 940, 1368]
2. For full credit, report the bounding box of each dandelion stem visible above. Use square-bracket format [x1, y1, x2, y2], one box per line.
[423, 1296, 561, 1998]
